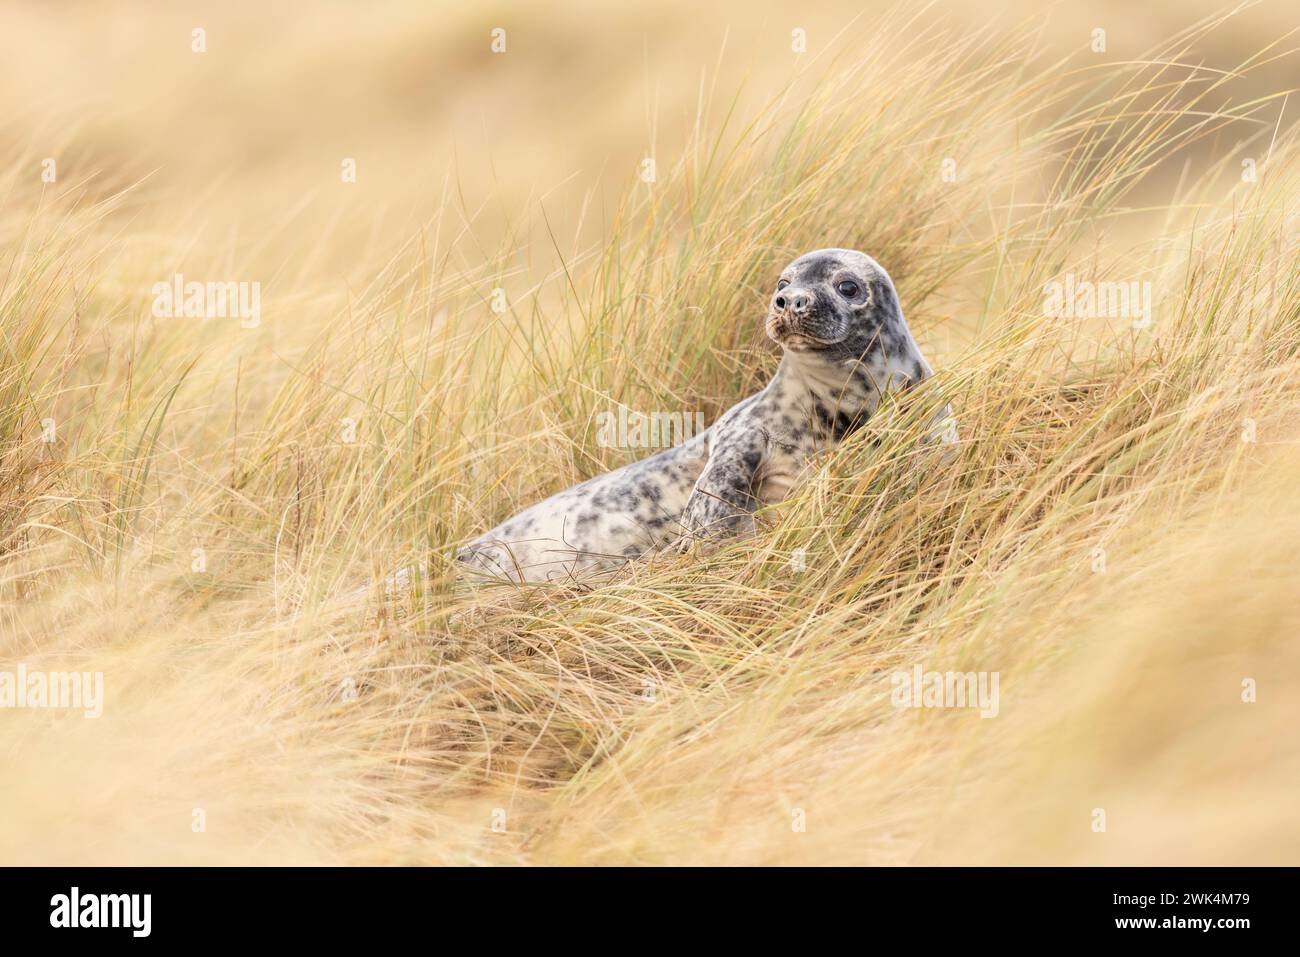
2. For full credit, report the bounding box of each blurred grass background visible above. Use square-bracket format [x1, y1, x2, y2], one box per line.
[0, 0, 1297, 864]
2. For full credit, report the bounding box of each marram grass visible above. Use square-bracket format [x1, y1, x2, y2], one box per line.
[1, 7, 1298, 865]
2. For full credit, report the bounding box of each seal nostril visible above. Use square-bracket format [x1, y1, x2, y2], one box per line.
[774, 295, 786, 310]
[792, 294, 810, 311]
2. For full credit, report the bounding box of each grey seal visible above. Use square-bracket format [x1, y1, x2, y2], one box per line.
[459, 248, 955, 582]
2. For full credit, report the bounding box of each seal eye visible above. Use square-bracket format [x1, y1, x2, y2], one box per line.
[776, 279, 790, 291]
[836, 280, 860, 298]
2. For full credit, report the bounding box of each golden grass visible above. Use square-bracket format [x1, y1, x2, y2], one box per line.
[1, 1, 1298, 864]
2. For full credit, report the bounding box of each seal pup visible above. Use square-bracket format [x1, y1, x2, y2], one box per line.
[459, 249, 955, 583]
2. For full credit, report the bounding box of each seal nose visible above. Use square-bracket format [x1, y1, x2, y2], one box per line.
[773, 290, 812, 314]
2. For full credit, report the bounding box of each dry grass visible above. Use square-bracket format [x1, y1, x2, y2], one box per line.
[1, 1, 1298, 865]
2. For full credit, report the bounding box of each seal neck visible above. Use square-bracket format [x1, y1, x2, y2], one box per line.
[774, 351, 876, 410]
[773, 347, 924, 437]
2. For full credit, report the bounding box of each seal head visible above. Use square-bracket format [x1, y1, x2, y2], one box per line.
[766, 248, 904, 362]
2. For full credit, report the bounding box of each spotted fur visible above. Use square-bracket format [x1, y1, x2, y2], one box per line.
[459, 249, 955, 582]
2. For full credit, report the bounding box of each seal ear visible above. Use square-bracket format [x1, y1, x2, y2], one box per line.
[863, 275, 899, 332]
[862, 278, 877, 311]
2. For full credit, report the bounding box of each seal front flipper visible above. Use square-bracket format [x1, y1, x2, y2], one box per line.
[680, 425, 767, 543]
